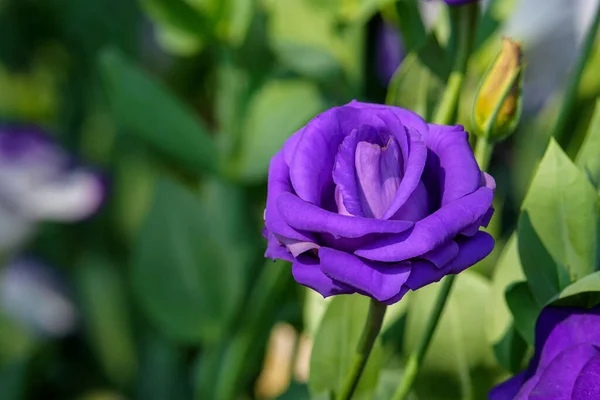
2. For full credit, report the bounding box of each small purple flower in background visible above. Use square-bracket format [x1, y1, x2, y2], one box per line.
[0, 125, 105, 252]
[375, 21, 404, 86]
[263, 101, 494, 305]
[0, 258, 77, 337]
[489, 306, 600, 400]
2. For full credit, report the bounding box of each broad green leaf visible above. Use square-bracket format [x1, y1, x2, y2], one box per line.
[135, 332, 192, 400]
[404, 271, 495, 399]
[77, 254, 137, 387]
[552, 271, 600, 308]
[215, 0, 255, 46]
[393, 0, 427, 51]
[100, 49, 219, 175]
[264, 0, 362, 82]
[233, 79, 325, 182]
[519, 139, 599, 304]
[576, 99, 600, 189]
[492, 324, 528, 373]
[505, 282, 541, 346]
[309, 295, 383, 399]
[303, 288, 331, 337]
[132, 179, 243, 344]
[486, 234, 525, 345]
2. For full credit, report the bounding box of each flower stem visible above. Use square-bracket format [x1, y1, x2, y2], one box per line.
[474, 136, 494, 171]
[433, 3, 479, 125]
[550, 1, 600, 143]
[391, 274, 456, 400]
[337, 298, 387, 400]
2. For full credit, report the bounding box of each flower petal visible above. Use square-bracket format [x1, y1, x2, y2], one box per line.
[422, 124, 482, 206]
[488, 372, 527, 400]
[289, 105, 387, 207]
[528, 344, 600, 400]
[291, 254, 354, 298]
[319, 247, 411, 303]
[265, 152, 315, 243]
[333, 125, 385, 217]
[277, 192, 414, 238]
[264, 230, 294, 263]
[355, 186, 494, 262]
[572, 353, 600, 399]
[420, 240, 460, 268]
[405, 232, 494, 291]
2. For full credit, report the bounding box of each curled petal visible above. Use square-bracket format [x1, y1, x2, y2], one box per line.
[292, 255, 353, 298]
[355, 186, 494, 262]
[265, 152, 314, 243]
[289, 106, 386, 206]
[277, 192, 414, 238]
[489, 372, 527, 400]
[264, 230, 294, 263]
[422, 124, 482, 205]
[319, 247, 411, 303]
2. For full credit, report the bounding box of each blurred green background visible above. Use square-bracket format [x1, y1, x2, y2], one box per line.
[1, 0, 599, 399]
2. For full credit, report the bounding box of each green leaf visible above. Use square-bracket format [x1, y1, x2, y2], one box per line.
[100, 49, 219, 175]
[552, 270, 600, 308]
[135, 332, 192, 400]
[386, 35, 449, 121]
[404, 271, 496, 399]
[486, 234, 525, 345]
[576, 99, 600, 189]
[264, 0, 362, 82]
[77, 254, 138, 387]
[132, 179, 244, 344]
[492, 324, 528, 374]
[216, 0, 255, 46]
[233, 79, 325, 182]
[505, 281, 541, 346]
[519, 139, 599, 304]
[309, 295, 383, 399]
[139, 0, 211, 39]
[393, 0, 427, 51]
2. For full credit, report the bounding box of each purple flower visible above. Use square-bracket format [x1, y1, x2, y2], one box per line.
[0, 125, 105, 251]
[0, 257, 78, 337]
[263, 101, 494, 305]
[375, 21, 404, 86]
[489, 306, 600, 400]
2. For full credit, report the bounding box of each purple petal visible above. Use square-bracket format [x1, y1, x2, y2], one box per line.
[355, 186, 494, 262]
[382, 128, 428, 220]
[405, 232, 494, 290]
[291, 254, 354, 298]
[264, 231, 294, 263]
[422, 124, 482, 206]
[319, 247, 411, 303]
[275, 234, 320, 258]
[531, 307, 600, 375]
[333, 125, 385, 217]
[572, 354, 600, 399]
[289, 105, 387, 207]
[528, 344, 600, 400]
[420, 240, 459, 268]
[489, 372, 527, 400]
[354, 138, 403, 218]
[265, 151, 315, 243]
[277, 192, 414, 238]
[346, 101, 429, 134]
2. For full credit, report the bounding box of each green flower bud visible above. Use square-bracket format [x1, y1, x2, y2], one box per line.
[473, 38, 523, 142]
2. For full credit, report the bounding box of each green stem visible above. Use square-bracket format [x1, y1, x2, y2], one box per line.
[550, 1, 600, 143]
[474, 136, 494, 171]
[433, 3, 479, 125]
[338, 299, 387, 400]
[391, 275, 456, 400]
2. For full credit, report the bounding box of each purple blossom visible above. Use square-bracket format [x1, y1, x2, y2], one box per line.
[263, 101, 494, 305]
[0, 257, 77, 337]
[443, 0, 478, 5]
[0, 125, 105, 251]
[375, 21, 404, 86]
[489, 306, 600, 400]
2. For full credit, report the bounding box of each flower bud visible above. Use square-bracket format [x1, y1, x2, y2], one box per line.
[473, 38, 523, 142]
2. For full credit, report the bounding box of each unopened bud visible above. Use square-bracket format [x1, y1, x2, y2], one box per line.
[473, 38, 523, 141]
